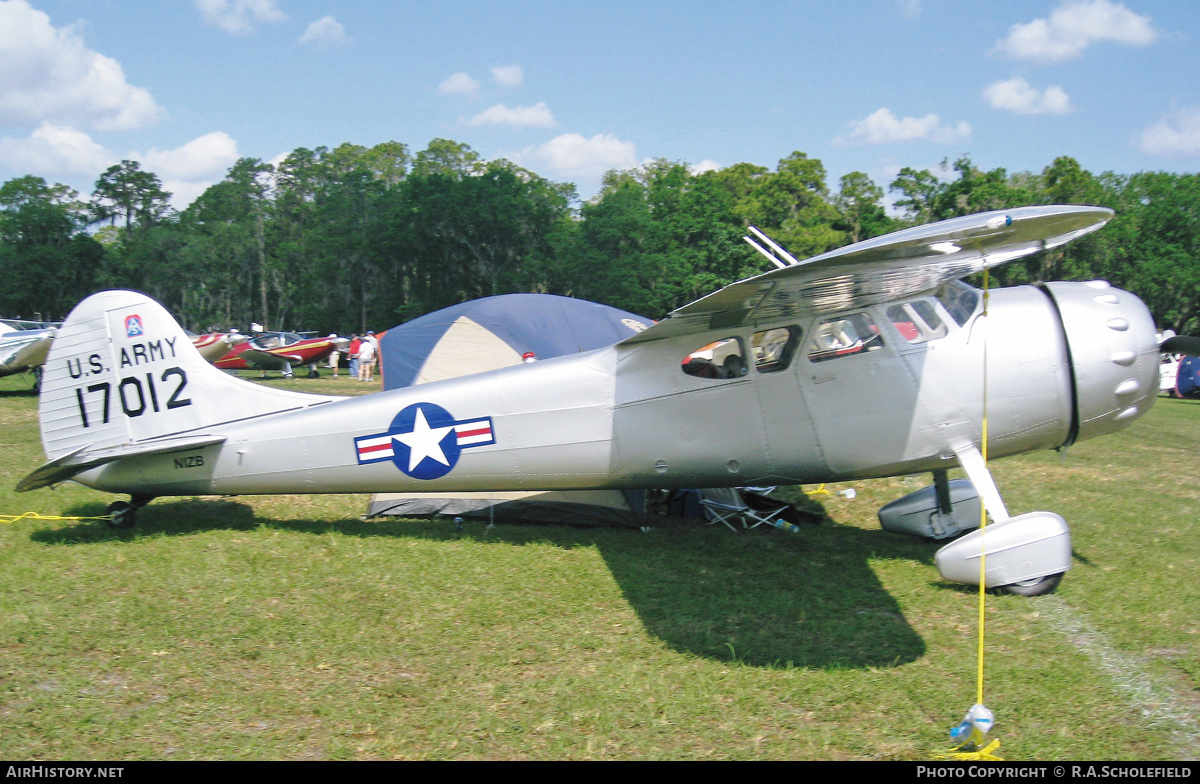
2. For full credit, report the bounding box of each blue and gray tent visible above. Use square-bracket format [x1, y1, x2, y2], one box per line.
[379, 293, 653, 390]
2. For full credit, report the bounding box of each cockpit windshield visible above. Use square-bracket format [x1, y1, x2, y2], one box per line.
[936, 281, 981, 327]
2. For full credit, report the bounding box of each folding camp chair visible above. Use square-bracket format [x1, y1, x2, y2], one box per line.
[699, 487, 789, 532]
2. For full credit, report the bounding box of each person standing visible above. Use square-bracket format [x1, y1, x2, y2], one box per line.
[347, 334, 361, 379]
[327, 334, 341, 377]
[357, 332, 377, 383]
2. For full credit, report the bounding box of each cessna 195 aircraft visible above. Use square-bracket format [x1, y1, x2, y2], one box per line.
[18, 205, 1191, 595]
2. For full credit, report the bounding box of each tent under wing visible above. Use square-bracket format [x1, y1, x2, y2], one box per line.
[367, 489, 646, 528]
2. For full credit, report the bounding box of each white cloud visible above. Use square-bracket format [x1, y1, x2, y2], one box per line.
[467, 102, 555, 129]
[141, 132, 242, 209]
[195, 0, 286, 36]
[141, 131, 238, 180]
[517, 133, 640, 180]
[983, 78, 1074, 115]
[491, 64, 523, 88]
[1137, 107, 1200, 158]
[834, 108, 970, 146]
[0, 121, 114, 175]
[161, 179, 215, 211]
[0, 122, 240, 209]
[298, 16, 351, 51]
[690, 160, 721, 175]
[0, 0, 166, 131]
[993, 0, 1158, 64]
[437, 72, 480, 98]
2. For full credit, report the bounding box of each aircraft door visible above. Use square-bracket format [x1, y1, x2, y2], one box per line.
[612, 335, 770, 487]
[799, 310, 928, 477]
[749, 326, 829, 483]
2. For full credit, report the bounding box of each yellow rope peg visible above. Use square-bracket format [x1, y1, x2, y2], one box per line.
[804, 483, 830, 498]
[934, 704, 1002, 761]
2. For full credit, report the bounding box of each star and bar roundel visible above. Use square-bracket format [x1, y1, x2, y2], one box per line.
[354, 403, 495, 480]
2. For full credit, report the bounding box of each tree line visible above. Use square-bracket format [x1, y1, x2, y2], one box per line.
[1, 138, 1197, 336]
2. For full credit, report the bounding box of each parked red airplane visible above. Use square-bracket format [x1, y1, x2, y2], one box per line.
[214, 332, 346, 378]
[189, 331, 249, 363]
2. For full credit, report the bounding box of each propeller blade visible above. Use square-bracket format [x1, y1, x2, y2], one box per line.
[1160, 335, 1200, 356]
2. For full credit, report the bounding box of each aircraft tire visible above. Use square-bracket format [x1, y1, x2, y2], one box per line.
[999, 572, 1063, 596]
[105, 501, 136, 529]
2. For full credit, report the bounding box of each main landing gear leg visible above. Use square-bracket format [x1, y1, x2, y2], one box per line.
[939, 442, 1069, 596]
[105, 495, 154, 529]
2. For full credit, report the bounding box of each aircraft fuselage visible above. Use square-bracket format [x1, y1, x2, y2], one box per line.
[70, 280, 1159, 498]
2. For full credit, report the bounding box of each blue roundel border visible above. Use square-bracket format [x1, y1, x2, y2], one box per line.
[354, 402, 496, 480]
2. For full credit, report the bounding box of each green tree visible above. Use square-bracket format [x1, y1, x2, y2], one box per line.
[833, 171, 894, 243]
[0, 176, 104, 318]
[92, 160, 171, 233]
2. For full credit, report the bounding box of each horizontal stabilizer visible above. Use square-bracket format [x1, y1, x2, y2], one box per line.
[17, 433, 226, 492]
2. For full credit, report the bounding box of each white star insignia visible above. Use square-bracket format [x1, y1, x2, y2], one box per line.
[392, 407, 455, 473]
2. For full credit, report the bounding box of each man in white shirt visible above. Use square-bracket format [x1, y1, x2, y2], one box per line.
[357, 331, 378, 382]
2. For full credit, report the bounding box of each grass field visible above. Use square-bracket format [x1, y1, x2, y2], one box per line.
[0, 369, 1197, 760]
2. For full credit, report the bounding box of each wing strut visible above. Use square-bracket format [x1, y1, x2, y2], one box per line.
[743, 226, 800, 269]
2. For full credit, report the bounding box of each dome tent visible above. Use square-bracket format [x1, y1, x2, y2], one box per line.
[379, 293, 652, 390]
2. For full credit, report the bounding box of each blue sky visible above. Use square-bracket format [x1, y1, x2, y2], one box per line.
[1, 0, 1197, 209]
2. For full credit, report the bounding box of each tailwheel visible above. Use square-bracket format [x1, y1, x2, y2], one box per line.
[105, 501, 136, 528]
[104, 495, 153, 529]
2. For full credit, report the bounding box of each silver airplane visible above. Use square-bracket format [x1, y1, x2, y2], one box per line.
[17, 205, 1186, 595]
[0, 318, 57, 386]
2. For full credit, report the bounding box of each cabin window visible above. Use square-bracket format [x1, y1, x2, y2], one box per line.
[752, 326, 801, 373]
[806, 313, 884, 363]
[886, 300, 948, 344]
[681, 337, 748, 379]
[936, 281, 980, 326]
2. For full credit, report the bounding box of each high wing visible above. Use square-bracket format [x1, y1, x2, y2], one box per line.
[620, 205, 1113, 344]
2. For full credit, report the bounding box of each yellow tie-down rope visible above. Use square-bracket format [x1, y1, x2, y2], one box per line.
[935, 268, 1002, 762]
[2, 512, 114, 525]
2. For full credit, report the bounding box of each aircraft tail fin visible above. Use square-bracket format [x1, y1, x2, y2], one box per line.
[37, 290, 340, 462]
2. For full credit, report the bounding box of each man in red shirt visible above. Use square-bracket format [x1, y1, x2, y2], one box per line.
[347, 334, 362, 379]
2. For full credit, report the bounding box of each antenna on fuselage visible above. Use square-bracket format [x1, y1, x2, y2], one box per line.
[743, 226, 801, 270]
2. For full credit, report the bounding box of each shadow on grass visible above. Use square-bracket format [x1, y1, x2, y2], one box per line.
[0, 386, 38, 398]
[35, 496, 934, 670]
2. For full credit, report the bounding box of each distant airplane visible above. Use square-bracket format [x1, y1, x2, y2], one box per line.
[18, 206, 1197, 596]
[0, 318, 57, 388]
[214, 332, 346, 378]
[189, 330, 249, 364]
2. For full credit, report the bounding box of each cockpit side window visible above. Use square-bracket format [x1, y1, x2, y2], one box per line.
[806, 313, 884, 363]
[886, 299, 948, 344]
[682, 337, 748, 380]
[936, 281, 981, 327]
[752, 326, 801, 373]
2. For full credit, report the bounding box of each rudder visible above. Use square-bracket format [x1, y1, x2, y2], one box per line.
[39, 290, 339, 460]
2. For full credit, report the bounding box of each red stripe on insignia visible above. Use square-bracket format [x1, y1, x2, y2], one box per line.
[457, 426, 491, 438]
[359, 442, 393, 454]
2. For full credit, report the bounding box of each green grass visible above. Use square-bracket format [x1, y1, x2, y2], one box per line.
[1, 369, 1197, 760]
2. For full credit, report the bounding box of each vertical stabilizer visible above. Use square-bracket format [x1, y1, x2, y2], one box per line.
[38, 290, 341, 460]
